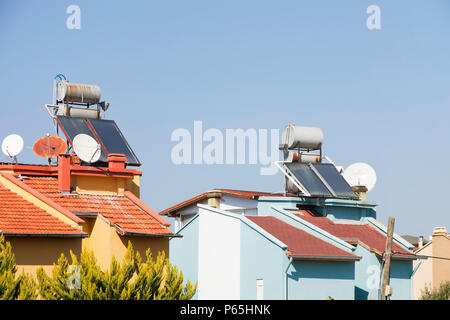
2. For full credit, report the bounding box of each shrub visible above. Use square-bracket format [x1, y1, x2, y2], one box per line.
[420, 281, 450, 300]
[0, 235, 196, 300]
[0, 235, 37, 300]
[37, 241, 197, 300]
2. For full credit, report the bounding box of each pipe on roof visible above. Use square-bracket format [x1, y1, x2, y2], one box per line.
[411, 260, 422, 278]
[284, 257, 293, 300]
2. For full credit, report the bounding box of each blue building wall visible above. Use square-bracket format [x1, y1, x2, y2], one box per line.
[390, 260, 413, 300]
[240, 220, 286, 299]
[170, 215, 199, 299]
[169, 197, 414, 300]
[287, 261, 356, 300]
[353, 245, 382, 300]
[350, 244, 413, 300]
[257, 197, 413, 300]
[240, 217, 357, 300]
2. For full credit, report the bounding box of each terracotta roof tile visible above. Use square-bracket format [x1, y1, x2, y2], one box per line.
[23, 176, 172, 236]
[0, 183, 84, 236]
[246, 216, 359, 260]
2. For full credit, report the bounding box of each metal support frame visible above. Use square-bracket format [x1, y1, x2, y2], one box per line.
[274, 161, 311, 196]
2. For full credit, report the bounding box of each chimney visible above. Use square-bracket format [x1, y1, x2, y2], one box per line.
[433, 226, 447, 237]
[418, 235, 424, 248]
[58, 154, 72, 192]
[207, 191, 222, 208]
[108, 154, 127, 170]
[351, 185, 368, 201]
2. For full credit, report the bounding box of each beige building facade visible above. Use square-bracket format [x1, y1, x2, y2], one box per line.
[413, 227, 450, 299]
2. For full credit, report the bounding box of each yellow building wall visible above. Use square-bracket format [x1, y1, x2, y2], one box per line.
[73, 174, 140, 197]
[6, 236, 82, 276]
[114, 235, 169, 263]
[73, 175, 121, 195]
[125, 175, 140, 198]
[82, 215, 169, 270]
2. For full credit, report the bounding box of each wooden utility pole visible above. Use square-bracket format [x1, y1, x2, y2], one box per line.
[381, 217, 395, 300]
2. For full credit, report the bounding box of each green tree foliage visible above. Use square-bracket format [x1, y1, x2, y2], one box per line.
[420, 281, 450, 300]
[0, 235, 37, 300]
[37, 241, 197, 300]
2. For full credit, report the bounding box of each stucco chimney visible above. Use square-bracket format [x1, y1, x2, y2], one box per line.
[207, 191, 222, 208]
[108, 154, 127, 170]
[58, 154, 71, 193]
[418, 236, 424, 248]
[351, 186, 368, 201]
[433, 227, 447, 236]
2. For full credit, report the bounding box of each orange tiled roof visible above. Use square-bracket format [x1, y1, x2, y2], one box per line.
[0, 182, 85, 236]
[22, 176, 172, 236]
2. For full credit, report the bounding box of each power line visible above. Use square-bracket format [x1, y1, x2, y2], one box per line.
[415, 254, 450, 261]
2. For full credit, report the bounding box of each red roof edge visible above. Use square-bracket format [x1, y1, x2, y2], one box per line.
[0, 172, 84, 225]
[159, 192, 209, 216]
[0, 162, 142, 178]
[124, 191, 171, 227]
[159, 189, 288, 216]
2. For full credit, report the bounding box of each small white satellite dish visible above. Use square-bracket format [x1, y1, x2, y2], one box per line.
[343, 162, 377, 192]
[72, 134, 101, 163]
[2, 134, 24, 160]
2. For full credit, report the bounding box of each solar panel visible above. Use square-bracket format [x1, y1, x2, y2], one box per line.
[56, 116, 108, 162]
[56, 116, 140, 166]
[312, 163, 358, 199]
[88, 119, 140, 166]
[285, 162, 332, 197]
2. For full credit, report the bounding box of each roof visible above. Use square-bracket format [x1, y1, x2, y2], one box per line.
[160, 188, 291, 216]
[401, 235, 428, 247]
[22, 176, 172, 236]
[0, 181, 86, 237]
[292, 208, 414, 258]
[246, 216, 360, 261]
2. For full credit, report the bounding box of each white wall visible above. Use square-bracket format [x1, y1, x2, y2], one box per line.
[174, 196, 257, 232]
[220, 196, 257, 212]
[197, 206, 241, 299]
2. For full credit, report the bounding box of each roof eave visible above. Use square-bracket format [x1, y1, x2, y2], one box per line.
[118, 230, 181, 238]
[1, 232, 88, 238]
[288, 254, 361, 262]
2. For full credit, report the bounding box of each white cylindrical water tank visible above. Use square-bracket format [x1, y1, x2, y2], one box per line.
[282, 125, 324, 150]
[57, 81, 101, 104]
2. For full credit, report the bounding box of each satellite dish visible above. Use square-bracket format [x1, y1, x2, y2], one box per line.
[33, 136, 67, 158]
[72, 134, 101, 163]
[2, 134, 24, 160]
[343, 162, 377, 192]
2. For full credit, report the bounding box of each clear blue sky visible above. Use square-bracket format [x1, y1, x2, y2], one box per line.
[1, 1, 449, 237]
